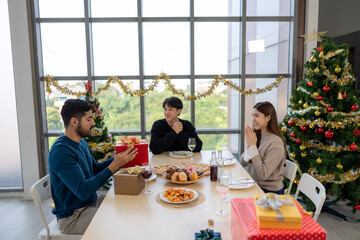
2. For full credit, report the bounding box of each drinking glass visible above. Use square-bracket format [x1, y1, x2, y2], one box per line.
[142, 163, 153, 195]
[188, 138, 196, 161]
[216, 174, 230, 216]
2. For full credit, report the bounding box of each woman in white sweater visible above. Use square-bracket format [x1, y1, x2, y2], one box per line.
[240, 101, 287, 194]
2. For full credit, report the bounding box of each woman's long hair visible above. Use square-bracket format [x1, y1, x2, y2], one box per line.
[253, 101, 287, 157]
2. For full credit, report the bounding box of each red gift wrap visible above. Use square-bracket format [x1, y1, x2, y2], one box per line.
[231, 198, 327, 240]
[115, 139, 149, 168]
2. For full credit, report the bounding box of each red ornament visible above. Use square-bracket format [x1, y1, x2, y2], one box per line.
[315, 129, 318, 134]
[307, 81, 313, 87]
[351, 104, 358, 111]
[318, 127, 324, 133]
[317, 46, 323, 52]
[316, 95, 323, 101]
[353, 128, 360, 136]
[84, 80, 92, 94]
[108, 137, 112, 141]
[355, 203, 360, 211]
[290, 132, 295, 138]
[323, 84, 330, 92]
[349, 143, 358, 151]
[326, 106, 333, 112]
[296, 138, 301, 144]
[342, 93, 347, 98]
[288, 120, 295, 126]
[300, 126, 307, 131]
[325, 130, 334, 138]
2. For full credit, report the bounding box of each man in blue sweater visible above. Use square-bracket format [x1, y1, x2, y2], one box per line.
[48, 99, 138, 234]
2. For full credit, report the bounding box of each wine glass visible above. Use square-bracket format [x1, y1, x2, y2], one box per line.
[188, 138, 196, 161]
[142, 163, 153, 195]
[220, 168, 232, 203]
[216, 173, 230, 217]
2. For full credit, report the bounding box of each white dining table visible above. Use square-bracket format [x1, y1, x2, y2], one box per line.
[82, 150, 264, 240]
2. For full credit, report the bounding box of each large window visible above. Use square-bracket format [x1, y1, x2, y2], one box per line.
[32, 0, 295, 164]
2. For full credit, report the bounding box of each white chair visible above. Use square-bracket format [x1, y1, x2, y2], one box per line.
[282, 159, 297, 195]
[31, 175, 82, 240]
[294, 173, 326, 221]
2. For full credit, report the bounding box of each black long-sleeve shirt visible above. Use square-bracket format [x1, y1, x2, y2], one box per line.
[150, 118, 203, 154]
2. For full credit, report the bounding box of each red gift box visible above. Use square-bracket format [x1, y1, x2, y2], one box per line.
[115, 139, 149, 168]
[231, 198, 327, 240]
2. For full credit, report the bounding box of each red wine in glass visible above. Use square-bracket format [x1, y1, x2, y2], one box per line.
[142, 170, 152, 179]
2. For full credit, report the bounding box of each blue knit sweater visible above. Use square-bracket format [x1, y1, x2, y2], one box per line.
[48, 135, 113, 218]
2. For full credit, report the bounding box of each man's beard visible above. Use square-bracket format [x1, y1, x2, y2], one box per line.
[76, 123, 92, 138]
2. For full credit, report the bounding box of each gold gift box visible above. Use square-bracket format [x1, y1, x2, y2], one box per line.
[254, 194, 302, 230]
[113, 172, 145, 195]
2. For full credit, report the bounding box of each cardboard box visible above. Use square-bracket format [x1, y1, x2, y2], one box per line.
[254, 194, 302, 230]
[115, 140, 149, 168]
[113, 172, 145, 195]
[231, 198, 327, 240]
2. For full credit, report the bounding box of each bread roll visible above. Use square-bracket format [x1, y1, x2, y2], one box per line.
[189, 171, 198, 181]
[179, 172, 188, 182]
[171, 172, 179, 181]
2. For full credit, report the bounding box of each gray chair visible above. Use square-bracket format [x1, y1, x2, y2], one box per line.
[30, 174, 82, 240]
[294, 173, 326, 221]
[282, 159, 297, 195]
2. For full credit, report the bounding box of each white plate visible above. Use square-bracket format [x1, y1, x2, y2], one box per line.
[159, 188, 198, 204]
[223, 158, 237, 166]
[169, 151, 193, 158]
[229, 182, 254, 189]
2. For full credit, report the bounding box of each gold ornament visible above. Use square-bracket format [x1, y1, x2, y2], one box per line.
[298, 99, 303, 104]
[303, 102, 309, 108]
[314, 67, 320, 73]
[297, 87, 301, 91]
[319, 51, 324, 57]
[313, 92, 319, 97]
[300, 145, 306, 151]
[336, 162, 343, 169]
[290, 152, 296, 159]
[337, 92, 343, 100]
[315, 110, 321, 116]
[316, 158, 322, 164]
[335, 65, 341, 73]
[281, 126, 287, 132]
[301, 152, 307, 157]
[300, 29, 328, 44]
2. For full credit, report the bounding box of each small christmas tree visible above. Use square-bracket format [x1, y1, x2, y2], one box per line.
[281, 36, 360, 213]
[83, 80, 116, 162]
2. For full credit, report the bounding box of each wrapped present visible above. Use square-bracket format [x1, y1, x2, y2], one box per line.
[231, 198, 326, 240]
[113, 168, 145, 195]
[115, 138, 149, 168]
[254, 193, 302, 230]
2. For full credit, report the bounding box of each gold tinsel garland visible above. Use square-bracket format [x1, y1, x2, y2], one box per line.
[288, 151, 360, 184]
[288, 138, 360, 152]
[284, 116, 360, 130]
[89, 128, 103, 137]
[88, 142, 115, 153]
[44, 73, 284, 100]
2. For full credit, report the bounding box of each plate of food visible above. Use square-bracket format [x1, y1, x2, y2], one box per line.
[162, 167, 205, 185]
[152, 164, 179, 175]
[229, 177, 255, 189]
[180, 163, 210, 175]
[169, 151, 193, 158]
[159, 187, 198, 204]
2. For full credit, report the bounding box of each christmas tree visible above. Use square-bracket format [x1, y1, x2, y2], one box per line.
[281, 36, 360, 213]
[83, 80, 116, 162]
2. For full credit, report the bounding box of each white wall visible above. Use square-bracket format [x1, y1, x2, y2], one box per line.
[318, 0, 360, 37]
[7, 0, 40, 199]
[303, 0, 320, 61]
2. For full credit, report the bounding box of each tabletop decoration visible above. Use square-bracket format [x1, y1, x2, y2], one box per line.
[195, 228, 221, 240]
[44, 73, 284, 100]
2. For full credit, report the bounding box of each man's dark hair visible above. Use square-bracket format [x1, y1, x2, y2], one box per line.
[61, 99, 93, 128]
[162, 97, 183, 109]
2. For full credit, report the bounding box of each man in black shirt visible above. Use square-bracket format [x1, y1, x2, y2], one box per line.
[150, 97, 202, 154]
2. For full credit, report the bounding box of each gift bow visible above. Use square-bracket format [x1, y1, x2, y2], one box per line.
[256, 193, 294, 210]
[121, 136, 140, 146]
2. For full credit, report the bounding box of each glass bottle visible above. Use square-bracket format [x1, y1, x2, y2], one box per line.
[217, 149, 224, 179]
[210, 151, 218, 182]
